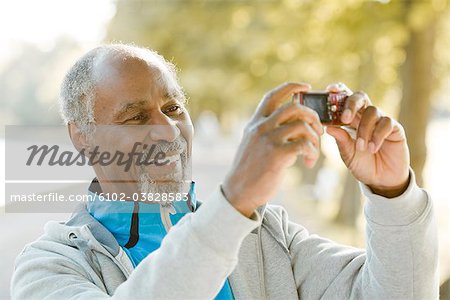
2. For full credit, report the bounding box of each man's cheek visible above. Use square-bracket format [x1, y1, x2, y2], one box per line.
[179, 125, 193, 158]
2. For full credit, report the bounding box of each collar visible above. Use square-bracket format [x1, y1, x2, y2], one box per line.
[85, 178, 197, 251]
[87, 178, 197, 213]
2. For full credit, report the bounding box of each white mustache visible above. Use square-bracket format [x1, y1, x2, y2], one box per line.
[141, 137, 187, 162]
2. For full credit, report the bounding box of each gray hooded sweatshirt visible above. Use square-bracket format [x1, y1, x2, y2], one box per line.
[11, 170, 438, 299]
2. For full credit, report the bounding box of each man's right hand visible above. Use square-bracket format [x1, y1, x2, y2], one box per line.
[222, 82, 324, 217]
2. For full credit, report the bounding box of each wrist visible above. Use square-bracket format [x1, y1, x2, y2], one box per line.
[368, 174, 411, 198]
[220, 183, 256, 218]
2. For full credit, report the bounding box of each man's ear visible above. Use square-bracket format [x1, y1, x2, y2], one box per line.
[67, 123, 91, 154]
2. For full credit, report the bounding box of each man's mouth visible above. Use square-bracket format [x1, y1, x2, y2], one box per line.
[141, 151, 183, 180]
[163, 152, 181, 165]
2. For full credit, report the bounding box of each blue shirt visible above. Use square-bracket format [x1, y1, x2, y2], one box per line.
[87, 181, 234, 300]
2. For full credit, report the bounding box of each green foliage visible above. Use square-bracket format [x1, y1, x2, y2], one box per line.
[106, 0, 422, 121]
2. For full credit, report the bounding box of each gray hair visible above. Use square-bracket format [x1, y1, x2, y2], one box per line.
[59, 44, 186, 135]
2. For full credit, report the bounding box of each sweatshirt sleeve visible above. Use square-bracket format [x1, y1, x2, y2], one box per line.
[287, 169, 439, 299]
[11, 187, 261, 300]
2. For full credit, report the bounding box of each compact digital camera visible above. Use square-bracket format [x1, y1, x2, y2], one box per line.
[292, 91, 348, 126]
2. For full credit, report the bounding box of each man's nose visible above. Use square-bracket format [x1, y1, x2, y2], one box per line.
[149, 115, 180, 142]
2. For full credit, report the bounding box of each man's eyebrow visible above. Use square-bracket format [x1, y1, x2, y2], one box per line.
[114, 100, 147, 118]
[113, 93, 183, 119]
[164, 91, 178, 101]
[164, 89, 185, 103]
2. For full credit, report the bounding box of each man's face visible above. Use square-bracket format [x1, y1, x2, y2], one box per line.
[86, 53, 193, 195]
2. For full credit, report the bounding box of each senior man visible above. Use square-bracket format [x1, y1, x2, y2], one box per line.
[11, 44, 438, 299]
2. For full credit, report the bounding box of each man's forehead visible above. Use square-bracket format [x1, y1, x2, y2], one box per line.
[87, 46, 185, 110]
[93, 50, 161, 81]
[93, 49, 179, 93]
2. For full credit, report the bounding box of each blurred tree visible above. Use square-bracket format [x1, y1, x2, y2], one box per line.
[334, 173, 361, 227]
[441, 278, 450, 300]
[106, 0, 405, 122]
[399, 0, 445, 186]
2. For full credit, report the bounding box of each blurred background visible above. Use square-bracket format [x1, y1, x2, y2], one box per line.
[1, 0, 449, 298]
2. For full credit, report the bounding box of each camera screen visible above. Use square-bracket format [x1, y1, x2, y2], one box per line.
[303, 94, 330, 122]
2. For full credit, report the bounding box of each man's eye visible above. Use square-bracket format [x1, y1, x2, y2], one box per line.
[128, 114, 147, 121]
[164, 105, 182, 114]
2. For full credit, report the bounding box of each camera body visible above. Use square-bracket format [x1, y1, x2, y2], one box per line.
[292, 91, 348, 126]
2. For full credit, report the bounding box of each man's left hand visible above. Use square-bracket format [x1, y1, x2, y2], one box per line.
[325, 83, 410, 198]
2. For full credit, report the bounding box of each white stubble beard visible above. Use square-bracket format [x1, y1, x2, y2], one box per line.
[138, 150, 191, 196]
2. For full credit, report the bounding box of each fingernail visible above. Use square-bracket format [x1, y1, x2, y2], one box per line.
[342, 109, 351, 122]
[356, 137, 365, 151]
[368, 141, 376, 153]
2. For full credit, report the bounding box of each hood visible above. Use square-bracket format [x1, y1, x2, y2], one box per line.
[43, 203, 121, 256]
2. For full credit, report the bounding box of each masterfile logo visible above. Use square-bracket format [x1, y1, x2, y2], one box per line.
[4, 125, 192, 213]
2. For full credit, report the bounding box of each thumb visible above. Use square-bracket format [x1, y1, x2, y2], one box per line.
[326, 126, 354, 162]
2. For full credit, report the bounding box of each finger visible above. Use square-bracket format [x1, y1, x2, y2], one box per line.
[284, 139, 319, 168]
[267, 102, 324, 136]
[356, 106, 380, 152]
[271, 120, 320, 149]
[303, 156, 317, 169]
[368, 116, 394, 153]
[342, 91, 372, 125]
[326, 82, 353, 94]
[256, 82, 311, 117]
[326, 126, 354, 163]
